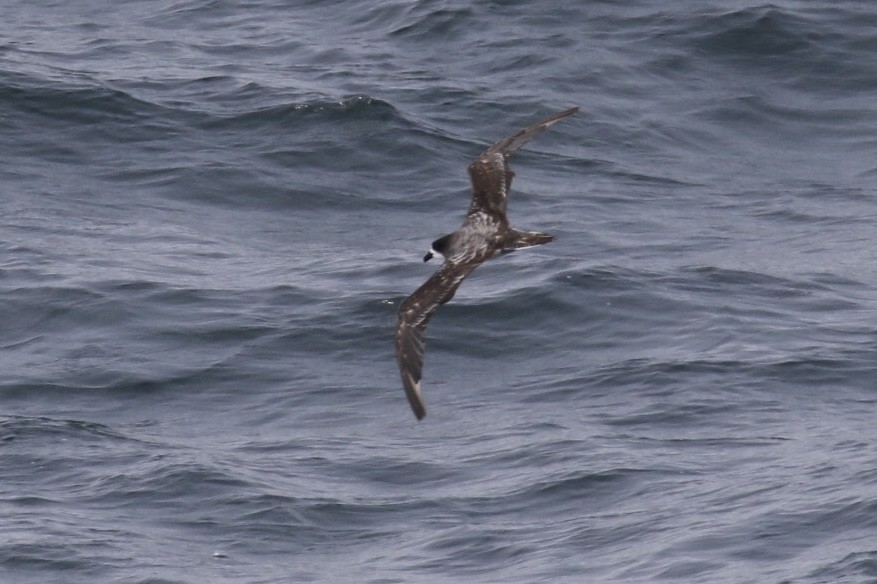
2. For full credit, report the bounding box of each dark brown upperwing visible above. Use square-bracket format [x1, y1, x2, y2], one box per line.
[395, 260, 481, 420]
[467, 107, 578, 218]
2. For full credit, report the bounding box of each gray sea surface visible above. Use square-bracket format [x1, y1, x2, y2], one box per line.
[1, 1, 876, 582]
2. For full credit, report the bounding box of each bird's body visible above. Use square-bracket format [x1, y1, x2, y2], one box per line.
[395, 107, 578, 420]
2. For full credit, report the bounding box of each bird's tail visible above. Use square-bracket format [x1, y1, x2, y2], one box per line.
[503, 229, 553, 252]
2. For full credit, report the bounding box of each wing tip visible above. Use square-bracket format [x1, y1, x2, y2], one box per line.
[544, 106, 579, 126]
[403, 372, 427, 421]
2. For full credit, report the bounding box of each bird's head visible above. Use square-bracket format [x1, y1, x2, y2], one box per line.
[424, 234, 451, 263]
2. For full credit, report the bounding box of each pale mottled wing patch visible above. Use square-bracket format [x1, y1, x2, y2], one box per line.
[467, 152, 512, 218]
[395, 260, 480, 420]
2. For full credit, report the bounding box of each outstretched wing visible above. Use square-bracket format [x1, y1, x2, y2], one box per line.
[467, 107, 578, 218]
[395, 260, 481, 420]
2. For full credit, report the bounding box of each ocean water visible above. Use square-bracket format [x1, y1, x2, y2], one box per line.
[2, 1, 876, 582]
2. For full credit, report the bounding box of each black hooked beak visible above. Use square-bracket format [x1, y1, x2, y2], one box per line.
[423, 251, 433, 262]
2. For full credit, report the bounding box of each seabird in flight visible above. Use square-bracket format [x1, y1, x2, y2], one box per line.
[394, 107, 578, 420]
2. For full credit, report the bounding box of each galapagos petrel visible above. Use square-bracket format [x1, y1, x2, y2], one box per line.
[395, 107, 578, 420]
